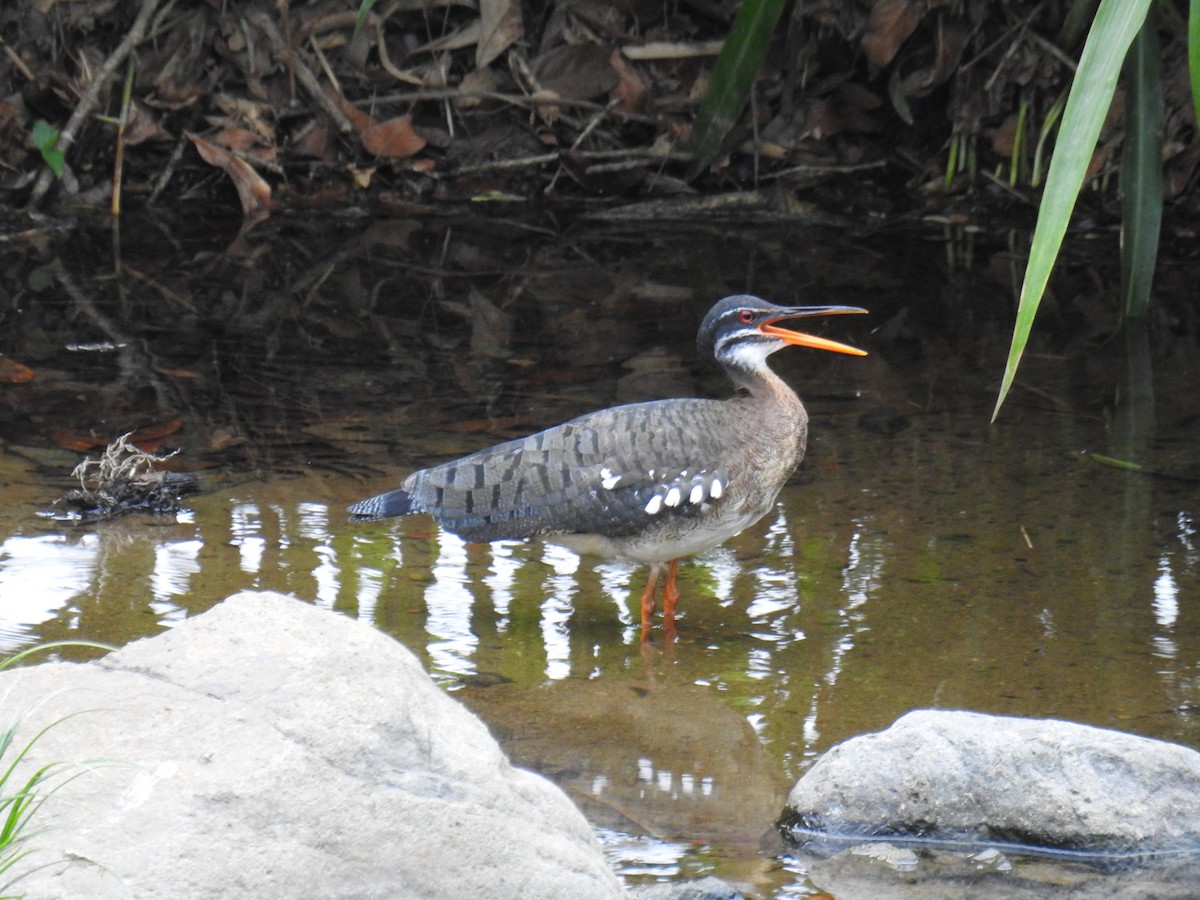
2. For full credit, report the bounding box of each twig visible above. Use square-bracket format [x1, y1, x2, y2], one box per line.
[27, 0, 160, 209]
[308, 33, 342, 97]
[366, 89, 662, 125]
[111, 56, 136, 216]
[570, 99, 619, 151]
[449, 152, 560, 175]
[1028, 33, 1078, 74]
[0, 36, 35, 81]
[450, 147, 691, 176]
[247, 10, 356, 133]
[620, 40, 725, 60]
[146, 131, 190, 206]
[373, 8, 425, 85]
[761, 160, 889, 181]
[278, 0, 297, 102]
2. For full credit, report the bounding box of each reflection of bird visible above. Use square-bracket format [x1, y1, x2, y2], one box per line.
[349, 296, 866, 638]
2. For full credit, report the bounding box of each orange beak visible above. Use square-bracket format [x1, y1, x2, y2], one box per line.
[759, 305, 868, 356]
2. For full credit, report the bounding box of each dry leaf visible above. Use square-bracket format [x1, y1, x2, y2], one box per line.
[124, 101, 169, 145]
[188, 133, 273, 222]
[336, 95, 426, 159]
[292, 121, 332, 160]
[477, 0, 523, 69]
[209, 126, 261, 152]
[153, 366, 201, 379]
[861, 0, 927, 73]
[531, 43, 618, 100]
[468, 287, 513, 359]
[336, 95, 373, 133]
[609, 48, 647, 112]
[457, 68, 506, 108]
[362, 115, 427, 159]
[348, 165, 375, 188]
[52, 429, 104, 453]
[0, 358, 35, 383]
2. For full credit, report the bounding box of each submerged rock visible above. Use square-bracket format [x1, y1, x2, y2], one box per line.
[781, 709, 1200, 856]
[628, 875, 744, 900]
[4, 591, 626, 900]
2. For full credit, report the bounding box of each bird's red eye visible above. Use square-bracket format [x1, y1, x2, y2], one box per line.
[738, 310, 755, 324]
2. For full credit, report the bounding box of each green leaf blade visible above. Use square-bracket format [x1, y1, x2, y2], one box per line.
[30, 120, 65, 179]
[993, 0, 1154, 420]
[1120, 14, 1164, 320]
[685, 0, 788, 179]
[1189, 0, 1200, 128]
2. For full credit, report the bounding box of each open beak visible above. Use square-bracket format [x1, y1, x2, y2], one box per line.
[759, 305, 868, 356]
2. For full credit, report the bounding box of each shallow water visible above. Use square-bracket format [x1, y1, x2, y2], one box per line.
[1, 210, 1198, 895]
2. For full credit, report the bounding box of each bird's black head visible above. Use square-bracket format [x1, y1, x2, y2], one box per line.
[697, 295, 867, 373]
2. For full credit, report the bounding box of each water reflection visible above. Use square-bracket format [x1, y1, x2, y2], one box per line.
[541, 543, 579, 681]
[150, 538, 201, 623]
[426, 532, 477, 678]
[230, 503, 266, 574]
[0, 534, 98, 650]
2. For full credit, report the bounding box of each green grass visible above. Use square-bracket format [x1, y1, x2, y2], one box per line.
[0, 641, 113, 896]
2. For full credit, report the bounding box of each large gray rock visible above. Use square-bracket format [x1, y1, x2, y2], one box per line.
[782, 709, 1200, 856]
[2, 591, 627, 900]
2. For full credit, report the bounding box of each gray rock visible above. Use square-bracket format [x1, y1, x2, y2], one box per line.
[3, 591, 627, 900]
[627, 875, 744, 900]
[800, 843, 1200, 900]
[782, 709, 1200, 856]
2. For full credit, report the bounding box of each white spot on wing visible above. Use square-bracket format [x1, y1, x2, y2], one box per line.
[664, 487, 681, 507]
[645, 494, 663, 515]
[689, 484, 704, 504]
[599, 467, 621, 490]
[710, 479, 723, 499]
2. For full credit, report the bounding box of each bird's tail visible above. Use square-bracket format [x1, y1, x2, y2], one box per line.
[348, 488, 414, 521]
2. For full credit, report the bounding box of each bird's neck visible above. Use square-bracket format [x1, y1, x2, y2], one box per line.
[726, 363, 807, 434]
[723, 362, 809, 484]
[726, 360, 799, 403]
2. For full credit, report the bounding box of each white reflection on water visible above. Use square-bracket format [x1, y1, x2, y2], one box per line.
[485, 541, 519, 630]
[748, 508, 800, 622]
[0, 534, 97, 650]
[706, 548, 738, 607]
[425, 531, 477, 677]
[150, 539, 201, 624]
[1153, 555, 1180, 662]
[802, 519, 883, 751]
[1154, 561, 1178, 628]
[354, 531, 404, 624]
[355, 564, 382, 624]
[541, 543, 578, 680]
[297, 504, 341, 610]
[229, 502, 265, 574]
[313, 543, 339, 610]
[1152, 512, 1197, 666]
[296, 502, 328, 541]
[596, 561, 634, 626]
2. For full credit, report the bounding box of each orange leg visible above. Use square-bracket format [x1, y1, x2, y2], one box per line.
[639, 564, 661, 640]
[661, 559, 680, 636]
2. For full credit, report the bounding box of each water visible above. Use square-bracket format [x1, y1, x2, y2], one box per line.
[1, 210, 1199, 895]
